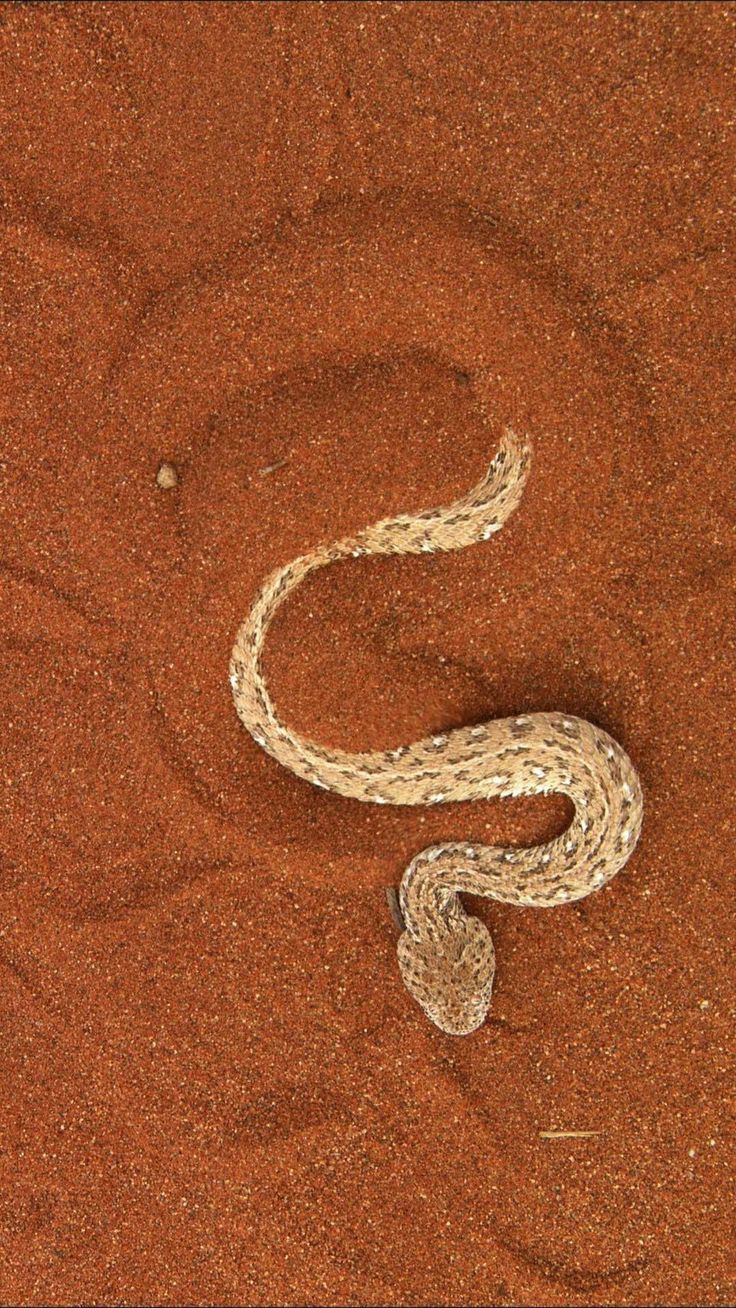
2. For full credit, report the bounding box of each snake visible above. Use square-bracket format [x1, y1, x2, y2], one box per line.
[229, 427, 643, 1035]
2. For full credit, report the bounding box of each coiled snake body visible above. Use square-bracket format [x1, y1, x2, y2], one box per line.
[230, 430, 643, 1035]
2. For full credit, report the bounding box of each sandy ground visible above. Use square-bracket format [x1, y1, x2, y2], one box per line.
[1, 3, 734, 1304]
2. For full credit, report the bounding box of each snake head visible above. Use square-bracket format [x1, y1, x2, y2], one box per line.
[397, 915, 496, 1036]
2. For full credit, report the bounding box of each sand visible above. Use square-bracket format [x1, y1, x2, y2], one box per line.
[1, 3, 734, 1304]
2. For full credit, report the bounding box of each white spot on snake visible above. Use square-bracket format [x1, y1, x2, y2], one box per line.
[622, 827, 631, 843]
[515, 716, 529, 725]
[471, 726, 486, 738]
[432, 736, 447, 747]
[623, 781, 633, 800]
[482, 523, 501, 539]
[374, 796, 388, 804]
[313, 778, 327, 789]
[229, 671, 239, 689]
[607, 747, 615, 759]
[541, 853, 551, 863]
[491, 774, 509, 786]
[428, 793, 446, 804]
[427, 849, 442, 862]
[532, 766, 545, 778]
[421, 541, 434, 552]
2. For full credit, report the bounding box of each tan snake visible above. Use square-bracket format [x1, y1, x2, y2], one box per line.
[230, 428, 643, 1035]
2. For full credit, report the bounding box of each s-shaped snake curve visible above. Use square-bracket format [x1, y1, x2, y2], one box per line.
[230, 428, 643, 1035]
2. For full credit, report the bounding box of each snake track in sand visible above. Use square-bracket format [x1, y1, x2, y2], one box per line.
[230, 427, 643, 1035]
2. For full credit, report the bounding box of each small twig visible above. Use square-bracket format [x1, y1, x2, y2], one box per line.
[539, 1130, 602, 1139]
[258, 458, 288, 476]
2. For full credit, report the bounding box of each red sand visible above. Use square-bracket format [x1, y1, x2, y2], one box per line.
[1, 3, 734, 1304]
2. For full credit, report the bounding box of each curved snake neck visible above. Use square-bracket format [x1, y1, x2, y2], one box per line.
[230, 428, 643, 1035]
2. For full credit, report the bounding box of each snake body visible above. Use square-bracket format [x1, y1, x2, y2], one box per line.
[230, 429, 643, 1035]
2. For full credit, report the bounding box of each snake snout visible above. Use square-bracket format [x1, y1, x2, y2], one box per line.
[397, 915, 496, 1036]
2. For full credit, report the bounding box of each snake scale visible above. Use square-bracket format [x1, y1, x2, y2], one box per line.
[230, 428, 643, 1035]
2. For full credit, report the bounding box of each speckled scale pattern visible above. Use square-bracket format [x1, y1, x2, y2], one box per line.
[230, 428, 643, 1035]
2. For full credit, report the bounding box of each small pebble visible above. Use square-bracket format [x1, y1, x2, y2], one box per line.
[156, 461, 179, 490]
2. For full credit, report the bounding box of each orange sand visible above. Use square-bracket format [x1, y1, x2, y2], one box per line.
[1, 3, 734, 1304]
